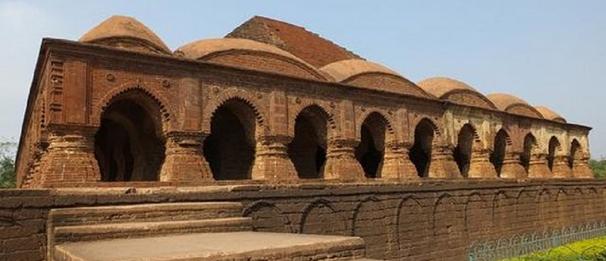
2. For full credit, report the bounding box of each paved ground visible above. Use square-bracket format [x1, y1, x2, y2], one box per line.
[55, 231, 365, 261]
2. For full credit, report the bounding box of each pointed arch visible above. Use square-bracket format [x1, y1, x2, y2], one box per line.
[569, 139, 582, 169]
[203, 97, 261, 180]
[521, 133, 538, 172]
[355, 111, 394, 178]
[490, 128, 512, 176]
[94, 88, 166, 181]
[410, 118, 439, 177]
[547, 136, 561, 172]
[288, 105, 330, 179]
[453, 123, 482, 177]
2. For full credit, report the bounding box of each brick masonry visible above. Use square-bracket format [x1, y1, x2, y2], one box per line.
[1, 180, 606, 260]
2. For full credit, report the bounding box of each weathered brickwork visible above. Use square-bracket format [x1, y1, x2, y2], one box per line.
[15, 16, 593, 189]
[1, 181, 606, 260]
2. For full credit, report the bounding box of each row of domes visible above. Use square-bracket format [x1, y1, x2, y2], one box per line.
[77, 15, 566, 123]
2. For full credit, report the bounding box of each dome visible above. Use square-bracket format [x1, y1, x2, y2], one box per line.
[176, 38, 327, 81]
[535, 106, 566, 123]
[79, 15, 171, 55]
[417, 77, 497, 110]
[319, 59, 431, 98]
[486, 93, 543, 118]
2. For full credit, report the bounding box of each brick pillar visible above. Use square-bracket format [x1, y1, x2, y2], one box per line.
[381, 141, 418, 179]
[528, 153, 551, 179]
[468, 149, 497, 178]
[499, 152, 527, 179]
[428, 144, 462, 179]
[38, 127, 100, 187]
[160, 131, 212, 182]
[552, 155, 573, 178]
[324, 139, 365, 180]
[572, 153, 594, 179]
[251, 135, 297, 181]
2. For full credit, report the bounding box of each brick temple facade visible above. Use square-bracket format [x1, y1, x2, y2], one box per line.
[4, 15, 603, 261]
[15, 15, 593, 188]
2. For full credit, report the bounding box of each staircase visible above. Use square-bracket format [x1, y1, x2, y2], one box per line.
[49, 202, 368, 261]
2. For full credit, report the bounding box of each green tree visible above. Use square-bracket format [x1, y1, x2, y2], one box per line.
[0, 141, 16, 188]
[590, 158, 606, 179]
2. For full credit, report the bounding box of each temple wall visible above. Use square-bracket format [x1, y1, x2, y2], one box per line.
[1, 180, 606, 260]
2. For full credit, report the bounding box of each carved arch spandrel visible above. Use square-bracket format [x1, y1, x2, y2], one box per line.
[354, 109, 397, 144]
[410, 117, 443, 145]
[243, 200, 293, 233]
[287, 98, 337, 139]
[396, 196, 428, 258]
[202, 89, 269, 137]
[299, 198, 348, 236]
[352, 196, 389, 259]
[93, 83, 172, 134]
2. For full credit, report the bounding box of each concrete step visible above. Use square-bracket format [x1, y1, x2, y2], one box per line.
[54, 217, 252, 243]
[53, 232, 366, 261]
[50, 202, 243, 226]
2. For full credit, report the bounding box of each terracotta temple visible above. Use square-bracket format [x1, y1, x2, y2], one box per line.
[15, 15, 594, 188]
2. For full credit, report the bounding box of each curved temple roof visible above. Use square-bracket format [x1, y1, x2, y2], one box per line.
[486, 93, 543, 119]
[535, 106, 566, 123]
[176, 38, 328, 81]
[80, 15, 171, 54]
[417, 77, 497, 109]
[320, 59, 431, 98]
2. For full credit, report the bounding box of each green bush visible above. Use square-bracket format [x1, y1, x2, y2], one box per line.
[504, 236, 606, 261]
[0, 141, 16, 188]
[591, 159, 606, 179]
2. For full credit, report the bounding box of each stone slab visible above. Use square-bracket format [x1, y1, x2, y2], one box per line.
[54, 231, 366, 261]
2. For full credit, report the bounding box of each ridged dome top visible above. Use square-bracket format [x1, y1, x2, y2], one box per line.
[535, 106, 566, 123]
[320, 59, 431, 98]
[176, 38, 327, 81]
[79, 15, 171, 54]
[417, 77, 496, 109]
[487, 93, 543, 118]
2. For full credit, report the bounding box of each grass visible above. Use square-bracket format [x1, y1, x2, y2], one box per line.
[504, 236, 606, 261]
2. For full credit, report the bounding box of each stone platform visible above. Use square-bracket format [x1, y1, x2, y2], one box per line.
[54, 232, 366, 261]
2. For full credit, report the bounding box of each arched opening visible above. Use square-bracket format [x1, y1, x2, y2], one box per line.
[409, 119, 435, 177]
[490, 129, 509, 176]
[453, 124, 476, 177]
[521, 134, 536, 172]
[569, 139, 581, 169]
[547, 137, 560, 171]
[203, 99, 257, 180]
[355, 113, 387, 178]
[94, 91, 165, 181]
[288, 106, 328, 179]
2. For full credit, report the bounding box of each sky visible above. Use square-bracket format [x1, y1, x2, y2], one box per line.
[0, 0, 605, 158]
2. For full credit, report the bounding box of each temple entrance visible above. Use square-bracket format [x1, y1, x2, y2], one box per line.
[203, 99, 256, 180]
[94, 93, 165, 181]
[355, 113, 386, 178]
[490, 129, 509, 176]
[453, 124, 475, 177]
[547, 137, 560, 172]
[521, 134, 536, 171]
[288, 106, 327, 179]
[410, 119, 435, 177]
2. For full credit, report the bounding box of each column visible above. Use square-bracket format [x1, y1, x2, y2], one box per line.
[552, 155, 573, 178]
[160, 131, 212, 183]
[428, 144, 462, 179]
[468, 149, 497, 178]
[528, 153, 551, 179]
[572, 152, 594, 179]
[381, 141, 418, 179]
[323, 139, 365, 181]
[499, 152, 527, 179]
[38, 127, 100, 187]
[251, 135, 297, 182]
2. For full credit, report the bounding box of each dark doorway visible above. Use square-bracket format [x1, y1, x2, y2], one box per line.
[355, 113, 386, 178]
[569, 140, 581, 169]
[94, 97, 165, 181]
[288, 106, 327, 179]
[409, 119, 435, 177]
[203, 99, 256, 180]
[453, 124, 475, 177]
[547, 137, 560, 171]
[490, 129, 508, 176]
[521, 134, 536, 171]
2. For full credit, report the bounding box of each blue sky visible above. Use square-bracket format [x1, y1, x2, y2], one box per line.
[0, 0, 605, 157]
